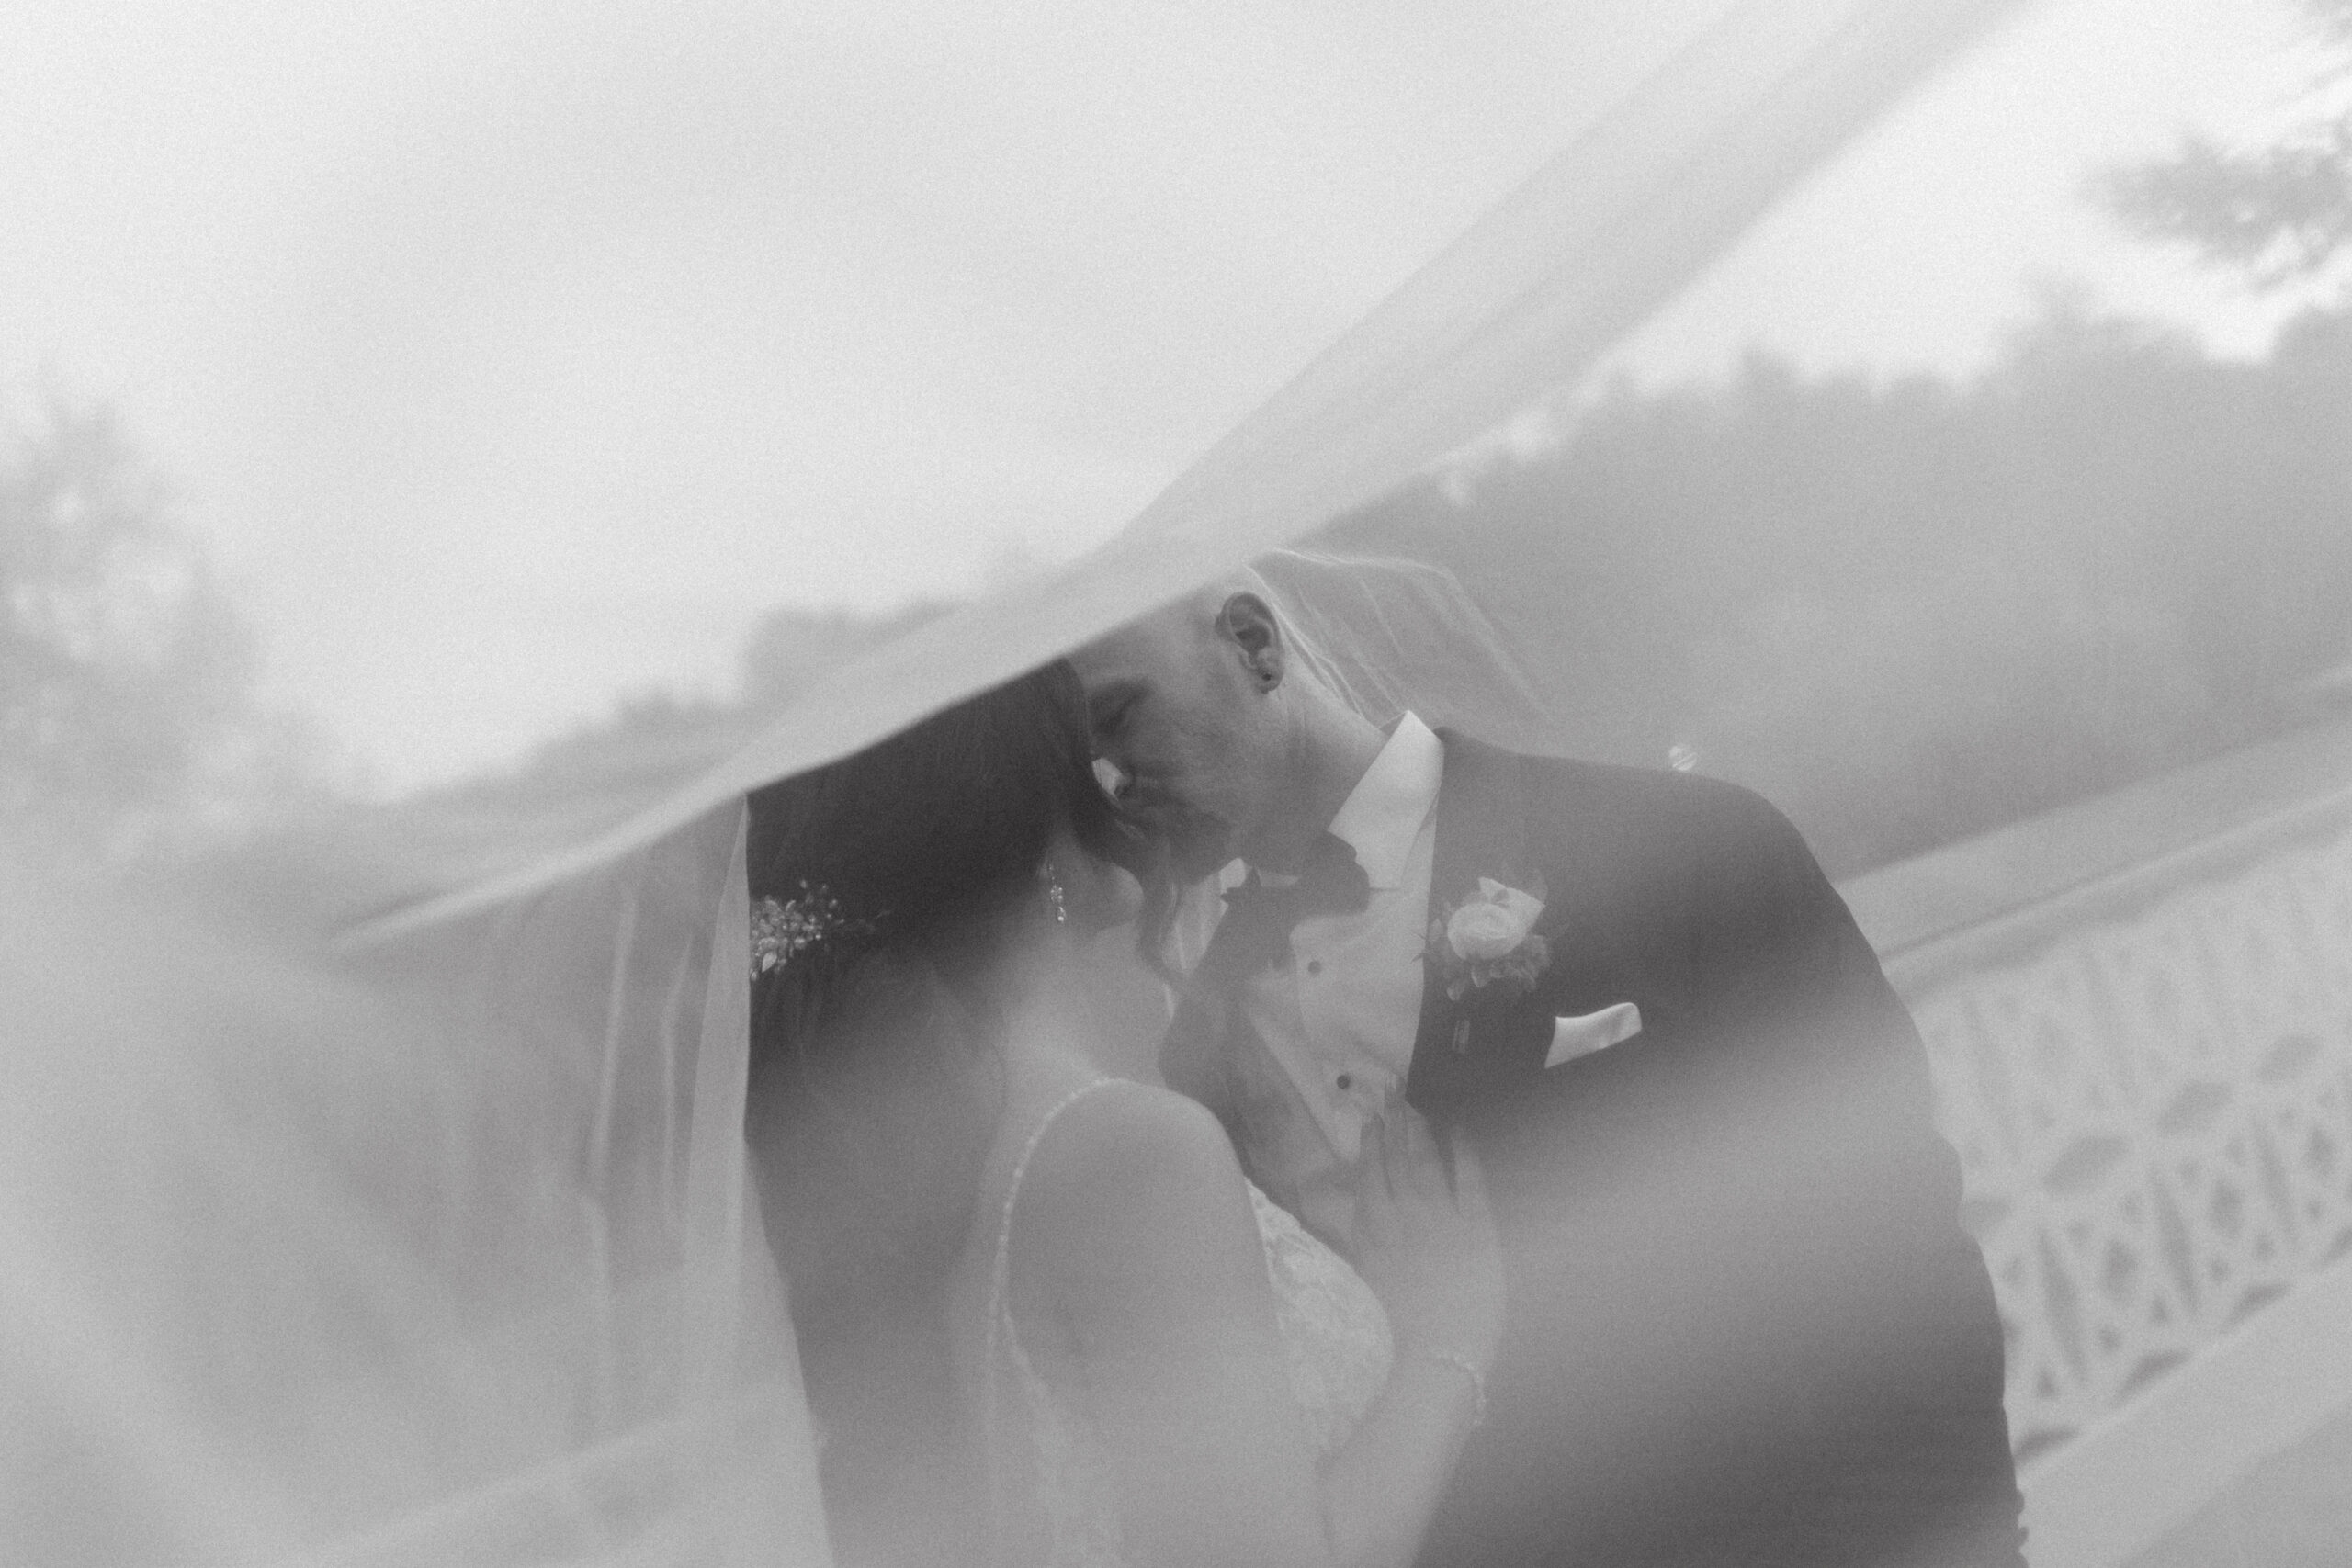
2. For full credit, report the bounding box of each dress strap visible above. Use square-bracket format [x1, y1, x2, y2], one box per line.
[981, 1076, 1119, 1561]
[988, 1077, 1119, 1359]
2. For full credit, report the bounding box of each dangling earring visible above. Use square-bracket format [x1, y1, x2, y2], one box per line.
[1039, 862, 1069, 925]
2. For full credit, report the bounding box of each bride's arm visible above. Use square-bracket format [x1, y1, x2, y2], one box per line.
[1313, 1108, 1503, 1568]
[1012, 1086, 1488, 1568]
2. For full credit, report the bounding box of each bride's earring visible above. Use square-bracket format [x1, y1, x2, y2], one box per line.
[1039, 862, 1069, 925]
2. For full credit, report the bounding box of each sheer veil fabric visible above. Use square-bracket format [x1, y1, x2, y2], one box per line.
[4, 809, 820, 1567]
[4, 4, 2026, 1563]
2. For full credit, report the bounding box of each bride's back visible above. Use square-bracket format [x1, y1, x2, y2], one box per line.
[740, 660, 1141, 1568]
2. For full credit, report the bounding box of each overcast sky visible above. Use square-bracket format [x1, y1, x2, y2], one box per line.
[3, 0, 2332, 793]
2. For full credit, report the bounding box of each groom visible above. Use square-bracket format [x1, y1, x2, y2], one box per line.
[1072, 579, 2025, 1568]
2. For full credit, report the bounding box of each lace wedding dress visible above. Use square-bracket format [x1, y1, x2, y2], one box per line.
[965, 1077, 1394, 1568]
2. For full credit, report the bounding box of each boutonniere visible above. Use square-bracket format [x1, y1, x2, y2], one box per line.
[1430, 876, 1551, 1002]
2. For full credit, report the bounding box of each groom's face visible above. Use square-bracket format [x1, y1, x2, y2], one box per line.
[1070, 598, 1278, 882]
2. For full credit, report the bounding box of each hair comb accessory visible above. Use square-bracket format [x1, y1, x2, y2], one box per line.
[750, 882, 874, 981]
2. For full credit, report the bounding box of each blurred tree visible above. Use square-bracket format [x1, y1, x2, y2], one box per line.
[296, 597, 967, 919]
[2095, 0, 2352, 287]
[438, 596, 959, 809]
[739, 599, 955, 716]
[0, 400, 308, 872]
[1333, 289, 2352, 877]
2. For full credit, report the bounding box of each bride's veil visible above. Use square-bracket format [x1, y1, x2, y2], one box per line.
[2, 4, 2025, 1562]
[1246, 547, 1561, 753]
[3, 809, 819, 1567]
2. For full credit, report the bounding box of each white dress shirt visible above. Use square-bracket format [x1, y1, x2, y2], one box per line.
[1228, 713, 1442, 1243]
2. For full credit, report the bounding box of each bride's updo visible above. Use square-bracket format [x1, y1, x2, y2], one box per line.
[743, 658, 1132, 1568]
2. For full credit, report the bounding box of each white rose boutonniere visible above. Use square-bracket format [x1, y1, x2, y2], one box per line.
[1430, 876, 1550, 1002]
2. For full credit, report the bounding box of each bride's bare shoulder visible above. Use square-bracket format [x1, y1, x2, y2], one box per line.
[1015, 1080, 1258, 1274]
[1045, 1079, 1244, 1193]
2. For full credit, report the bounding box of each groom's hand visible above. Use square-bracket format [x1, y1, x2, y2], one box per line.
[1351, 1101, 1504, 1376]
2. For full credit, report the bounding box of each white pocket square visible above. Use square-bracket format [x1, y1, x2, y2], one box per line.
[1545, 1002, 1642, 1069]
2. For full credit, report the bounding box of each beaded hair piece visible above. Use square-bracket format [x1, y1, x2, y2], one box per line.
[750, 882, 876, 983]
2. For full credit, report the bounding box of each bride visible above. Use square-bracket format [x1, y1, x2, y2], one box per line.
[741, 656, 1503, 1568]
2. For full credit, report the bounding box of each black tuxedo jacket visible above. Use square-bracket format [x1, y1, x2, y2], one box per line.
[1171, 734, 2025, 1568]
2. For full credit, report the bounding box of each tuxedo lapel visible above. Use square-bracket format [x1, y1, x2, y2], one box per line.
[1405, 733, 1552, 1120]
[1425, 732, 1534, 914]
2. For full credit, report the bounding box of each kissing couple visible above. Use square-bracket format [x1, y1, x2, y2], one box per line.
[747, 564, 2026, 1568]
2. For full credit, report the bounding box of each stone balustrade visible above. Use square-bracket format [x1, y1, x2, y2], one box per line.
[1838, 717, 2352, 1563]
[1906, 814, 2352, 1463]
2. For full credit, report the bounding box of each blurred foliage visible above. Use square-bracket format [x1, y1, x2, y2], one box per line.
[0, 400, 322, 876]
[484, 289, 2352, 890]
[413, 598, 956, 818]
[334, 296, 2352, 901]
[1333, 296, 2352, 877]
[389, 598, 957, 837]
[2095, 0, 2352, 288]
[30, 308, 2352, 911]
[740, 601, 954, 717]
[241, 599, 966, 927]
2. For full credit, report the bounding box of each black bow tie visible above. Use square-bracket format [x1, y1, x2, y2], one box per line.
[1159, 832, 1374, 1126]
[1210, 831, 1373, 977]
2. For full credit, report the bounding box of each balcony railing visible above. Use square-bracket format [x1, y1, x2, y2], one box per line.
[1840, 716, 2352, 1565]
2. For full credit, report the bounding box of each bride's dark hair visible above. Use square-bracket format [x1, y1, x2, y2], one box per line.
[742, 658, 1135, 1568]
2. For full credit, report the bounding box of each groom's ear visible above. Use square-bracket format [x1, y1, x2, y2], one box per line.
[1215, 592, 1285, 693]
